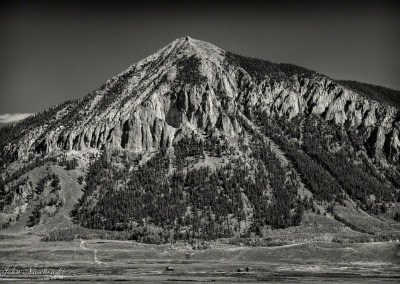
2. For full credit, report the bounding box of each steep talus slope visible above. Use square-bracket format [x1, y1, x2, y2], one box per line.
[1, 37, 399, 241]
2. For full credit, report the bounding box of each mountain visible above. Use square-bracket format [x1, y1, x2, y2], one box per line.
[1, 37, 400, 243]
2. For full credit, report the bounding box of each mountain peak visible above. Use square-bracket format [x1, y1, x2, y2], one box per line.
[1, 35, 400, 246]
[159, 36, 225, 64]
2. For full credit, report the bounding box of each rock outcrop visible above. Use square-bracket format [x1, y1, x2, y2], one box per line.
[2, 36, 399, 165]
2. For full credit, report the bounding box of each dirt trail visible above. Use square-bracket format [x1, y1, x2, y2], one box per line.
[80, 240, 106, 265]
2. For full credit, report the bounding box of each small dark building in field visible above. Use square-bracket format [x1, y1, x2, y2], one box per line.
[237, 267, 251, 273]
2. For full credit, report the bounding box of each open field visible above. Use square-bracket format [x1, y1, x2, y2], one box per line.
[0, 235, 399, 282]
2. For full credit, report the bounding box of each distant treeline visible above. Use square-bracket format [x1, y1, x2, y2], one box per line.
[338, 80, 400, 109]
[225, 51, 317, 82]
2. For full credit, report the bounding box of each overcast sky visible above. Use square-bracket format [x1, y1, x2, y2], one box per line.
[1, 1, 399, 116]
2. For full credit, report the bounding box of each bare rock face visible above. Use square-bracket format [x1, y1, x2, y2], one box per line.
[2, 37, 400, 166]
[237, 75, 400, 164]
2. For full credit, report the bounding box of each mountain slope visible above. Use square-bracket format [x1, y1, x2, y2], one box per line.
[338, 80, 400, 109]
[1, 37, 400, 242]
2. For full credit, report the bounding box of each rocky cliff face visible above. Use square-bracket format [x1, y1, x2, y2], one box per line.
[237, 74, 400, 164]
[2, 36, 400, 166]
[2, 36, 400, 239]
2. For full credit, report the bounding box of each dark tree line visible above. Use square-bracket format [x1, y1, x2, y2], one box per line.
[225, 51, 317, 82]
[253, 113, 344, 202]
[71, 130, 308, 240]
[338, 80, 400, 109]
[58, 156, 78, 170]
[0, 178, 31, 211]
[26, 173, 63, 227]
[301, 117, 398, 206]
[175, 55, 207, 86]
[253, 111, 399, 215]
[27, 203, 42, 227]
